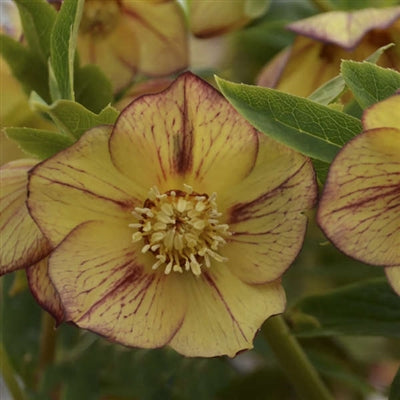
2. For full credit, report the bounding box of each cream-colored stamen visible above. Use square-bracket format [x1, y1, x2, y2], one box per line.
[130, 186, 231, 276]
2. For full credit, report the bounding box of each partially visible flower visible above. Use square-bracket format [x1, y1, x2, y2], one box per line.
[0, 159, 63, 320]
[189, 0, 262, 38]
[257, 7, 400, 97]
[317, 95, 400, 295]
[77, 0, 188, 91]
[28, 73, 316, 357]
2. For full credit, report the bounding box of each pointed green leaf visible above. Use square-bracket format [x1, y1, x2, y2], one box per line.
[308, 75, 346, 106]
[215, 76, 362, 163]
[74, 65, 113, 114]
[0, 34, 50, 102]
[14, 0, 56, 61]
[30, 95, 119, 139]
[290, 278, 400, 338]
[50, 0, 84, 101]
[309, 43, 395, 106]
[5, 127, 74, 159]
[341, 61, 400, 109]
[389, 367, 400, 400]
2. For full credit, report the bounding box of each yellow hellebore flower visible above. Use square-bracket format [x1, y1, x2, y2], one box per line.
[257, 7, 400, 97]
[27, 73, 316, 357]
[77, 0, 188, 91]
[0, 159, 64, 322]
[317, 94, 400, 295]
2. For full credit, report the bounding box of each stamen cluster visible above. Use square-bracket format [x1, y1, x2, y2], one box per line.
[130, 185, 231, 276]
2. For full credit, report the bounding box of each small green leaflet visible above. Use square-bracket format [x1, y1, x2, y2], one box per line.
[289, 278, 400, 338]
[30, 93, 119, 139]
[5, 127, 74, 160]
[215, 76, 362, 163]
[13, 0, 56, 62]
[50, 0, 84, 101]
[341, 61, 400, 109]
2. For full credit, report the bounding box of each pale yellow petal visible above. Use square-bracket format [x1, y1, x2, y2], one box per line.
[49, 220, 186, 348]
[121, 0, 188, 76]
[110, 72, 259, 195]
[27, 257, 64, 324]
[318, 128, 400, 266]
[28, 126, 146, 246]
[77, 23, 139, 92]
[189, 0, 249, 37]
[363, 95, 400, 131]
[386, 266, 400, 296]
[288, 7, 400, 49]
[0, 159, 50, 274]
[220, 135, 316, 284]
[169, 266, 285, 357]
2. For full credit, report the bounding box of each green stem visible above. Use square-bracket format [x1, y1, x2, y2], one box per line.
[263, 315, 334, 400]
[37, 312, 57, 378]
[0, 343, 27, 400]
[310, 0, 335, 12]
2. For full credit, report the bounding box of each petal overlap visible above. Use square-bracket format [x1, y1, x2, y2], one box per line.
[169, 266, 285, 357]
[28, 126, 146, 246]
[220, 136, 316, 284]
[110, 73, 259, 195]
[49, 220, 186, 349]
[1, 159, 51, 274]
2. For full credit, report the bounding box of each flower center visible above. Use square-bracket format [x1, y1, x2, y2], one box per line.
[80, 0, 121, 38]
[129, 185, 231, 276]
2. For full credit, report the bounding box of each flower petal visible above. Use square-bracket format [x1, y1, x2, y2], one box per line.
[287, 7, 400, 50]
[220, 136, 316, 284]
[110, 72, 259, 194]
[0, 159, 51, 275]
[77, 24, 139, 92]
[27, 258, 64, 324]
[28, 126, 145, 246]
[318, 128, 400, 266]
[363, 95, 400, 131]
[49, 220, 186, 349]
[189, 0, 250, 38]
[169, 266, 285, 357]
[121, 0, 188, 76]
[386, 266, 400, 296]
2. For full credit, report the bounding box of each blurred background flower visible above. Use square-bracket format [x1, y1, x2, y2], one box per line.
[257, 7, 400, 97]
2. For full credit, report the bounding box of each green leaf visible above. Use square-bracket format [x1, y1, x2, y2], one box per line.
[0, 34, 50, 102]
[14, 0, 56, 61]
[389, 367, 400, 400]
[30, 94, 119, 139]
[290, 278, 400, 338]
[308, 75, 346, 106]
[215, 76, 362, 163]
[341, 61, 400, 109]
[308, 43, 395, 106]
[74, 65, 113, 114]
[50, 0, 84, 100]
[5, 127, 74, 159]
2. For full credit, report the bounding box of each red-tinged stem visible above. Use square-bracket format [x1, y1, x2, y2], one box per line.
[263, 315, 334, 400]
